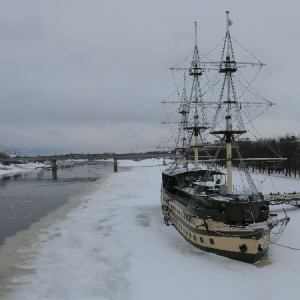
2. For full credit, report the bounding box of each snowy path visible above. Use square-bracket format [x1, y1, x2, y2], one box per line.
[1, 159, 300, 300]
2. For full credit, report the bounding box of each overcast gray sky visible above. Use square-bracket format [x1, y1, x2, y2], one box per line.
[0, 0, 299, 155]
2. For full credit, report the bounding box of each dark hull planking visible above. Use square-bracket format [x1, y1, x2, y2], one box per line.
[162, 189, 271, 263]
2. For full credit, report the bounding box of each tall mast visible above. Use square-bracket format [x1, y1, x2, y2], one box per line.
[225, 11, 233, 194]
[225, 11, 232, 132]
[211, 11, 246, 194]
[178, 73, 189, 168]
[189, 21, 204, 170]
[170, 21, 208, 171]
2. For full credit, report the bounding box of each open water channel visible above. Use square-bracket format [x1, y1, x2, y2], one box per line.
[0, 161, 114, 246]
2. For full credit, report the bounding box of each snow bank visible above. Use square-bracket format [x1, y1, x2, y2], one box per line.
[117, 158, 164, 167]
[0, 162, 44, 177]
[1, 159, 300, 300]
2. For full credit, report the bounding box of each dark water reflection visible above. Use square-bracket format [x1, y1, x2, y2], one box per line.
[0, 161, 113, 245]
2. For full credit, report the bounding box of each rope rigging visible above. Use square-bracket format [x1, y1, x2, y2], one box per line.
[233, 140, 260, 196]
[159, 12, 299, 264]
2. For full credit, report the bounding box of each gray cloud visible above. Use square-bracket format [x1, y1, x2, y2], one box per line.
[0, 0, 300, 154]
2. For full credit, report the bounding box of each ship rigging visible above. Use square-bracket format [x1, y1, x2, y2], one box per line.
[160, 11, 294, 263]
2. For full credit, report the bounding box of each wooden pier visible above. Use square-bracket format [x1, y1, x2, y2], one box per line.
[263, 192, 300, 206]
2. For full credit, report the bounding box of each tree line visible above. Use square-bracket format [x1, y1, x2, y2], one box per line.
[232, 133, 300, 177]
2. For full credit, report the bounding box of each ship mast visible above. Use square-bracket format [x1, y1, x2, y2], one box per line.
[187, 21, 207, 170]
[211, 11, 246, 194]
[178, 73, 189, 168]
[167, 22, 209, 170]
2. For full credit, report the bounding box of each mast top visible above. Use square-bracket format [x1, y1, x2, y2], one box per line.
[226, 11, 233, 32]
[194, 21, 198, 47]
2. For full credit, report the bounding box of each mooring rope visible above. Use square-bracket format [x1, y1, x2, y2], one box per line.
[270, 241, 300, 251]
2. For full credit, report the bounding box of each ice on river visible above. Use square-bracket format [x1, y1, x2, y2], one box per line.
[1, 159, 300, 300]
[0, 162, 44, 177]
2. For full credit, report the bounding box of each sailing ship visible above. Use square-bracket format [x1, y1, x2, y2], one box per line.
[161, 11, 294, 263]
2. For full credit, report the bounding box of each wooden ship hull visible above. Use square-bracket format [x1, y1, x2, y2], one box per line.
[161, 189, 276, 263]
[160, 169, 285, 263]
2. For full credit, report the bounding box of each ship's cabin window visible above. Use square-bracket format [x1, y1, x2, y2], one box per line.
[209, 238, 215, 245]
[193, 235, 196, 241]
[207, 175, 214, 181]
[200, 237, 204, 243]
[206, 188, 219, 195]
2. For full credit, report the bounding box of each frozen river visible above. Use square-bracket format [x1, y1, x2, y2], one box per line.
[0, 161, 113, 245]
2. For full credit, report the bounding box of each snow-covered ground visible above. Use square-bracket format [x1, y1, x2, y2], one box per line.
[1, 159, 300, 300]
[0, 162, 44, 177]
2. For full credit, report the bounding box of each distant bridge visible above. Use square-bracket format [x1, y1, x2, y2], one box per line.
[0, 152, 170, 164]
